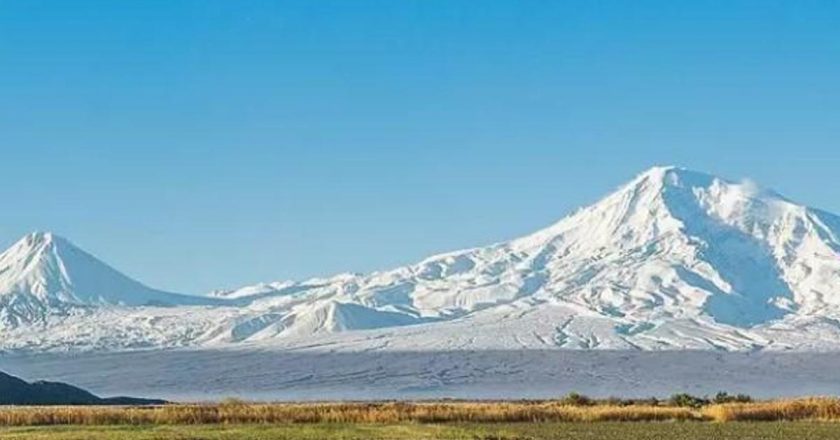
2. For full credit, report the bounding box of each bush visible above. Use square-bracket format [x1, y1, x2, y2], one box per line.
[713, 392, 752, 404]
[668, 393, 710, 408]
[634, 397, 662, 407]
[561, 392, 594, 406]
[603, 397, 660, 407]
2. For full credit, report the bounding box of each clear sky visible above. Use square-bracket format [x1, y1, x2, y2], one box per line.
[1, 1, 839, 294]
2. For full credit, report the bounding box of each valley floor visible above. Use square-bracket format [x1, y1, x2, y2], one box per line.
[4, 348, 840, 400]
[7, 423, 840, 440]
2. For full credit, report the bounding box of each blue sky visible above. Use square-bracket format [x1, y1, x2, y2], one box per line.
[1, 1, 839, 293]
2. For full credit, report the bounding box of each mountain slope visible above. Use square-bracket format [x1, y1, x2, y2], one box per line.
[2, 166, 840, 352]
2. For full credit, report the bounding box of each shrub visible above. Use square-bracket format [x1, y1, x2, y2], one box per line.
[668, 393, 710, 408]
[561, 392, 594, 406]
[713, 392, 752, 404]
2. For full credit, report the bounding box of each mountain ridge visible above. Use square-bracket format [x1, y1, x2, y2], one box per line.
[3, 166, 840, 352]
[0, 369, 165, 405]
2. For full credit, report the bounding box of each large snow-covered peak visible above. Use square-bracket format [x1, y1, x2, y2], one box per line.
[517, 166, 805, 251]
[508, 165, 693, 254]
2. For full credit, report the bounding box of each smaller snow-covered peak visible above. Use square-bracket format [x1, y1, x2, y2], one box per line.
[0, 232, 225, 327]
[23, 231, 54, 245]
[2, 232, 94, 273]
[9, 231, 63, 253]
[0, 232, 76, 284]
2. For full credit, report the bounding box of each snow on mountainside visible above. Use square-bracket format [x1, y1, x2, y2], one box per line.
[3, 166, 840, 352]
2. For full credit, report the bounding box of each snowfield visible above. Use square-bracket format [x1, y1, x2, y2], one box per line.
[3, 166, 840, 352]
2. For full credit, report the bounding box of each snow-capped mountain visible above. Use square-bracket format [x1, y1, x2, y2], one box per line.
[0, 232, 223, 327]
[4, 166, 840, 352]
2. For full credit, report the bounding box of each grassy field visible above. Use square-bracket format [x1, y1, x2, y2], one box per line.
[7, 399, 840, 439]
[7, 422, 840, 440]
[0, 402, 699, 425]
[4, 398, 840, 426]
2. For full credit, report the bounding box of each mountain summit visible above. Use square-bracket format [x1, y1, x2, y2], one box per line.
[3, 167, 840, 351]
[506, 166, 840, 327]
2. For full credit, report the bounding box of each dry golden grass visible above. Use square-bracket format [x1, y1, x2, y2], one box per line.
[8, 398, 840, 427]
[704, 398, 840, 422]
[0, 401, 700, 426]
